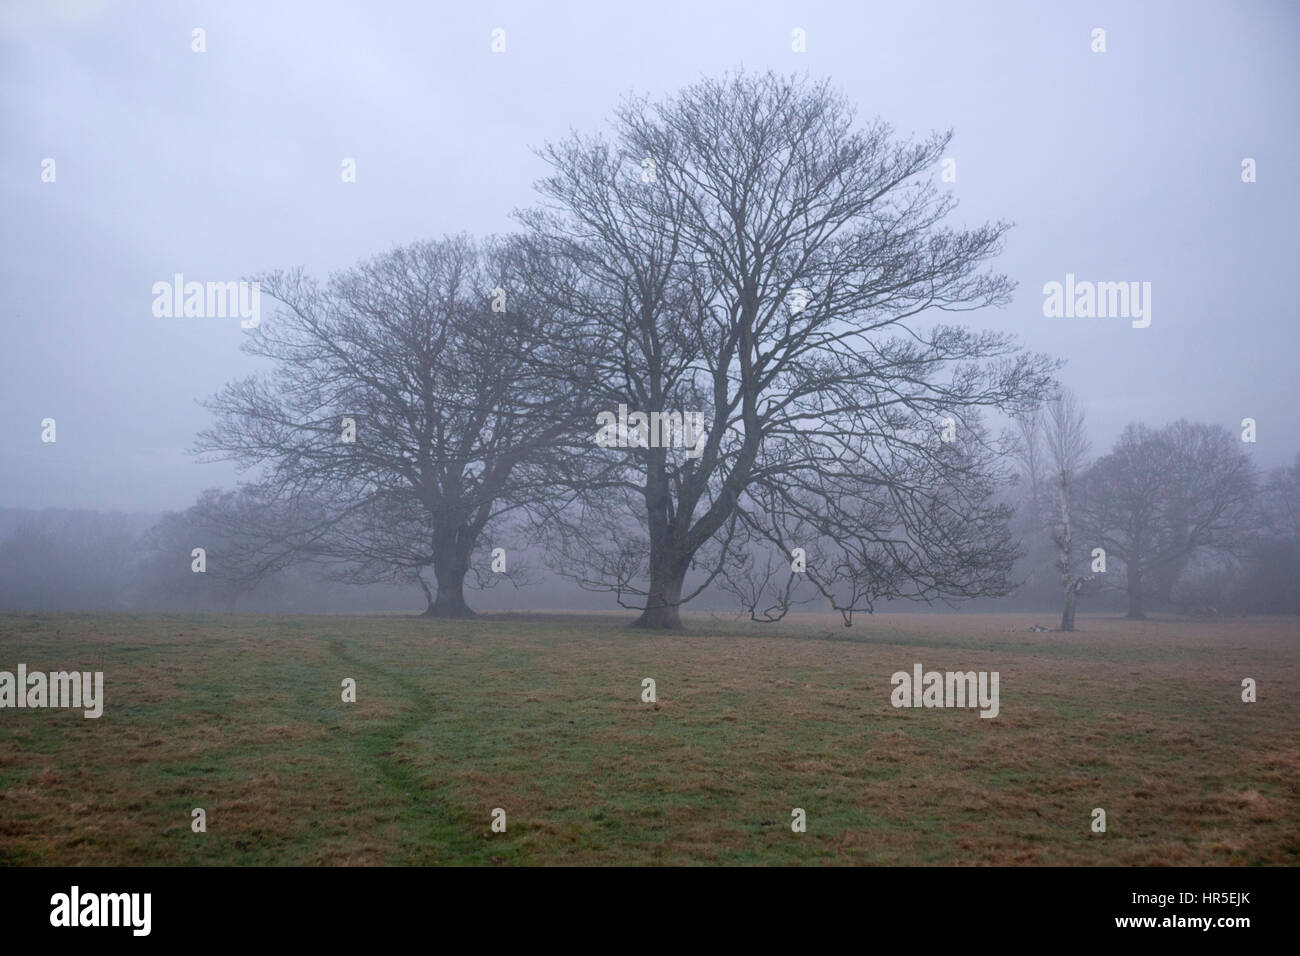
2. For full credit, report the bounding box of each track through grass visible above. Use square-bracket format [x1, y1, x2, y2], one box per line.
[1, 611, 1296, 865]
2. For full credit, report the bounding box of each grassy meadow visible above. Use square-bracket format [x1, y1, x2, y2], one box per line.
[0, 611, 1296, 865]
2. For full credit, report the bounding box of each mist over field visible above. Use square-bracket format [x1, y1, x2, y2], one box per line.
[3, 1, 1298, 622]
[0, 0, 1296, 897]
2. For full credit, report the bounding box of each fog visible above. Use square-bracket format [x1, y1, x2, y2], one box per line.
[1, 0, 1296, 617]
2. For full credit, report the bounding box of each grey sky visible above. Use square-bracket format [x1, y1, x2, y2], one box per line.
[2, 0, 1297, 512]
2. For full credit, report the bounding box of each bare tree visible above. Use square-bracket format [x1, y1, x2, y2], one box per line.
[1263, 453, 1300, 542]
[1236, 453, 1300, 613]
[520, 70, 1055, 628]
[313, 491, 535, 615]
[1153, 420, 1259, 606]
[195, 235, 586, 617]
[137, 486, 289, 611]
[1015, 390, 1092, 630]
[1077, 421, 1257, 618]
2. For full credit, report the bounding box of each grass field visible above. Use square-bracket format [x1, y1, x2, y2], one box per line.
[0, 611, 1296, 866]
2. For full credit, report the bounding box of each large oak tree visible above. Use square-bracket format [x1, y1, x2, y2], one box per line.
[520, 71, 1055, 628]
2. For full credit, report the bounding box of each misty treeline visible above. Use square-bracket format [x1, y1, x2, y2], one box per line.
[1006, 396, 1298, 626]
[2, 431, 1294, 621]
[0, 497, 416, 614]
[5, 72, 1295, 626]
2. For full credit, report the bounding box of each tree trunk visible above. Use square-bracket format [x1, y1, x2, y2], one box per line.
[1126, 562, 1145, 619]
[1061, 581, 1077, 632]
[631, 461, 690, 630]
[631, 552, 687, 629]
[423, 544, 475, 618]
[1057, 470, 1075, 631]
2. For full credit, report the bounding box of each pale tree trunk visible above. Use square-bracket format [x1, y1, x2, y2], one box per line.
[1057, 470, 1076, 631]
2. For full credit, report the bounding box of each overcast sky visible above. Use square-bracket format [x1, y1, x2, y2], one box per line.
[2, 0, 1296, 513]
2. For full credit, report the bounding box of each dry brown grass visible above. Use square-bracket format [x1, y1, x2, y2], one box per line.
[0, 610, 1296, 865]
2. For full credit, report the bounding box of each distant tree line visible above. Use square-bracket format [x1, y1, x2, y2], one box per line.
[0, 435, 1294, 619]
[3, 71, 1293, 627]
[1009, 395, 1294, 626]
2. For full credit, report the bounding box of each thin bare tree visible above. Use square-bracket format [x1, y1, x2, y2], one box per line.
[1016, 390, 1092, 630]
